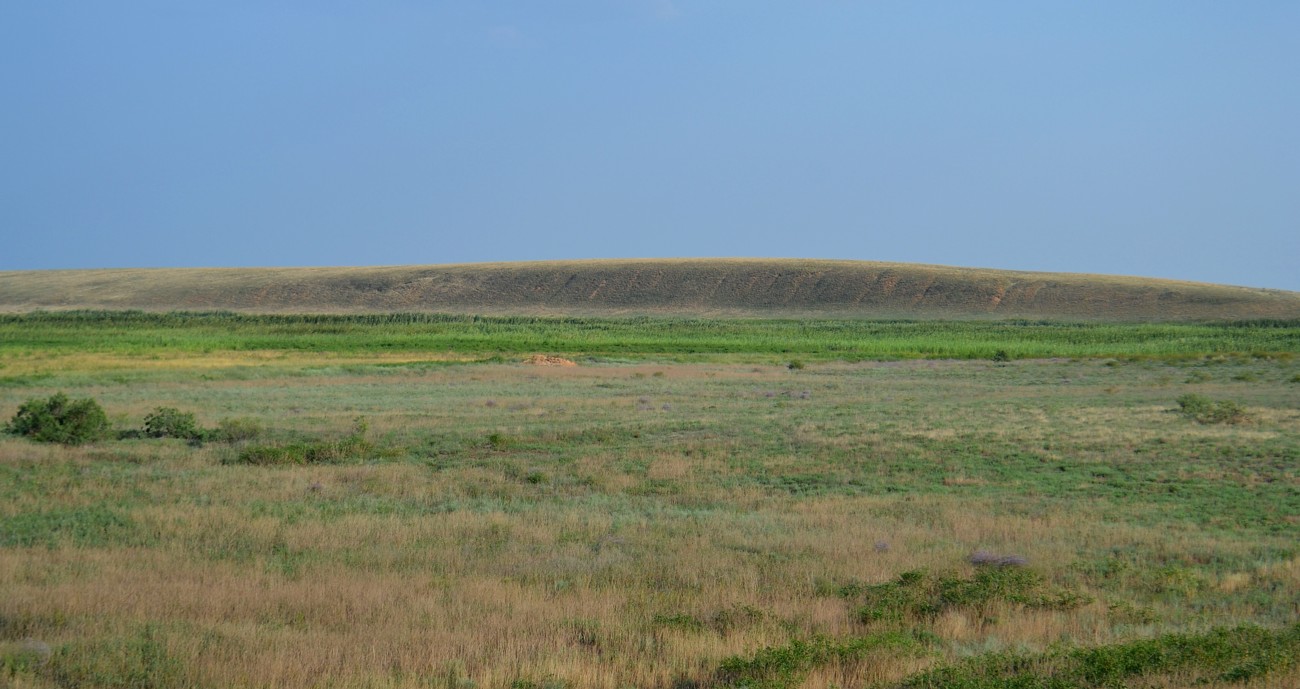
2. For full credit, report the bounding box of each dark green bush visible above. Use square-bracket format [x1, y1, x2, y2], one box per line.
[1176, 394, 1248, 424]
[142, 407, 201, 440]
[5, 393, 111, 445]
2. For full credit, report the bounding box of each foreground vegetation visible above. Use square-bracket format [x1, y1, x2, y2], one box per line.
[1, 316, 1297, 687]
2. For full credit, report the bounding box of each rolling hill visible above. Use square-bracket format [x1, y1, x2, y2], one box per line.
[1, 259, 1297, 321]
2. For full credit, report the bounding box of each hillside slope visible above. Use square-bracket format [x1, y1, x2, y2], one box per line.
[1, 259, 1297, 320]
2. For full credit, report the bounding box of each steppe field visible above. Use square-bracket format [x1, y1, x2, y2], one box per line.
[1, 312, 1299, 688]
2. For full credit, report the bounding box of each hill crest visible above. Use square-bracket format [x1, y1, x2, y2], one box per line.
[1, 258, 1297, 321]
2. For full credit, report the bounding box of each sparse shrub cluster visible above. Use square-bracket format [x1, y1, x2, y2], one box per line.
[3, 397, 387, 463]
[5, 393, 267, 447]
[1176, 393, 1248, 424]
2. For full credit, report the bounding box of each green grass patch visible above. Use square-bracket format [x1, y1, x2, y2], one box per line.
[851, 567, 1090, 626]
[899, 623, 1300, 688]
[0, 504, 141, 548]
[1176, 393, 1249, 425]
[3, 311, 1298, 361]
[717, 631, 929, 689]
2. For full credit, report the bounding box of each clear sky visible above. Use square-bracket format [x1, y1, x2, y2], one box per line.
[2, 2, 1297, 290]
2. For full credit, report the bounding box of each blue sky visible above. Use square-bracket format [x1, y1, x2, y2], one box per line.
[2, 2, 1297, 290]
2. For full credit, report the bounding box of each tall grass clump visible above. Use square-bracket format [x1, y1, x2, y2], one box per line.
[853, 567, 1090, 625]
[717, 632, 926, 689]
[1176, 393, 1249, 424]
[235, 417, 375, 465]
[212, 416, 264, 442]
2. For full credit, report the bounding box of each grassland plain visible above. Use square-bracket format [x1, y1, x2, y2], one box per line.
[0, 317, 1299, 688]
[3, 259, 1300, 321]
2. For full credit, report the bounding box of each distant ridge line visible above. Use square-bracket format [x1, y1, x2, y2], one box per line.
[1, 259, 1297, 321]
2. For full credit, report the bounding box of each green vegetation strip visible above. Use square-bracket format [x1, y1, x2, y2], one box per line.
[3, 311, 1298, 360]
[899, 623, 1300, 688]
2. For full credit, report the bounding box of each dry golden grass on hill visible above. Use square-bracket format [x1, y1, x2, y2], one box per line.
[2, 258, 1297, 320]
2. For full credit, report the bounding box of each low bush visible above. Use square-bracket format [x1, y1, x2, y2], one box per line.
[213, 417, 264, 442]
[1176, 394, 1248, 424]
[652, 613, 706, 633]
[717, 632, 925, 689]
[855, 567, 1090, 625]
[4, 392, 111, 445]
[142, 407, 201, 440]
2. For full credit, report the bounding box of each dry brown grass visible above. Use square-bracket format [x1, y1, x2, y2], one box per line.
[2, 355, 1297, 687]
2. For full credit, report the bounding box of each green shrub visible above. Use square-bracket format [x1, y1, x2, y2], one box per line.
[717, 632, 924, 689]
[142, 407, 201, 440]
[652, 613, 706, 633]
[5, 392, 111, 445]
[786, 360, 805, 371]
[854, 567, 1090, 625]
[991, 349, 1011, 363]
[1176, 394, 1248, 424]
[214, 417, 264, 442]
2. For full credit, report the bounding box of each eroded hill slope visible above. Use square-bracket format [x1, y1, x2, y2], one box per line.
[1, 259, 1296, 320]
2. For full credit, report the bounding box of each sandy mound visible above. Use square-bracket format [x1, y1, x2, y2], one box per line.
[523, 354, 577, 366]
